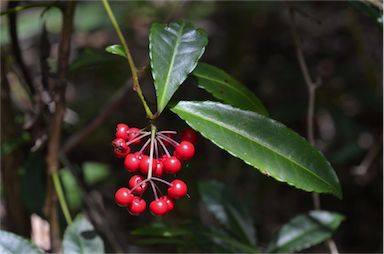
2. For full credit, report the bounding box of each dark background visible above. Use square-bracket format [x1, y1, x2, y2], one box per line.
[1, 1, 382, 253]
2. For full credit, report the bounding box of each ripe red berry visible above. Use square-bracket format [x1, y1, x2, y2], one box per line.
[116, 123, 130, 140]
[129, 175, 147, 194]
[163, 156, 182, 174]
[181, 128, 198, 144]
[128, 128, 141, 145]
[175, 141, 195, 161]
[149, 199, 168, 216]
[114, 188, 134, 207]
[153, 160, 164, 177]
[160, 195, 175, 212]
[112, 138, 130, 158]
[168, 179, 188, 199]
[124, 153, 141, 172]
[139, 155, 156, 174]
[128, 197, 146, 215]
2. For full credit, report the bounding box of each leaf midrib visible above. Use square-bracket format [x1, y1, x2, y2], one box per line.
[269, 217, 338, 253]
[175, 105, 338, 195]
[193, 71, 262, 111]
[159, 21, 186, 108]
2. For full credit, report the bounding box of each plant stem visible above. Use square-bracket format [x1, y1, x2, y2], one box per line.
[52, 172, 73, 224]
[288, 6, 339, 254]
[101, 0, 155, 119]
[0, 2, 57, 16]
[147, 124, 157, 179]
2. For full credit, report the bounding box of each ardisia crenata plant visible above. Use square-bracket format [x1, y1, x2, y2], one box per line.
[103, 0, 342, 217]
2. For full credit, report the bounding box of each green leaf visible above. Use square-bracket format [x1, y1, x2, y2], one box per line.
[150, 20, 208, 113]
[192, 63, 268, 116]
[105, 44, 126, 58]
[198, 181, 257, 246]
[266, 210, 344, 253]
[60, 169, 83, 210]
[0, 230, 42, 254]
[82, 162, 111, 186]
[63, 214, 105, 254]
[172, 101, 342, 198]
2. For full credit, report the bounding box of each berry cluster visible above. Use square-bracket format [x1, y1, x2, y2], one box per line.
[112, 123, 198, 216]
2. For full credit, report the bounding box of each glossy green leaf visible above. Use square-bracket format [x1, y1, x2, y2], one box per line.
[192, 63, 268, 116]
[0, 230, 42, 254]
[266, 210, 344, 253]
[63, 214, 105, 254]
[198, 181, 257, 246]
[172, 101, 342, 198]
[150, 20, 208, 113]
[105, 44, 126, 58]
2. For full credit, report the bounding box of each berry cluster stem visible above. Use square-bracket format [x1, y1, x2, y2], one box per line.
[147, 124, 157, 179]
[101, 0, 155, 120]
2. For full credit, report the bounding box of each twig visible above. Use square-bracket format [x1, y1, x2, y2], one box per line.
[101, 0, 155, 119]
[7, 1, 35, 95]
[63, 82, 131, 153]
[45, 1, 76, 252]
[1, 2, 58, 16]
[351, 133, 382, 175]
[288, 6, 339, 254]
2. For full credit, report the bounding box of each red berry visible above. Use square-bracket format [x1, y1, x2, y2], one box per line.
[153, 160, 164, 177]
[128, 128, 141, 145]
[168, 179, 187, 199]
[181, 128, 198, 144]
[112, 138, 130, 158]
[129, 175, 148, 194]
[163, 156, 182, 174]
[139, 155, 156, 174]
[128, 197, 146, 215]
[114, 187, 134, 207]
[116, 123, 130, 140]
[124, 153, 141, 172]
[149, 199, 168, 216]
[160, 195, 175, 212]
[175, 141, 195, 161]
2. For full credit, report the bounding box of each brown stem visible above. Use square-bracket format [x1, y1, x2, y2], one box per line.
[8, 1, 35, 95]
[1, 56, 31, 238]
[44, 1, 76, 252]
[288, 5, 339, 254]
